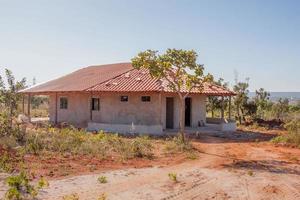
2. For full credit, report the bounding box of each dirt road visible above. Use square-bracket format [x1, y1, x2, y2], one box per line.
[1, 134, 300, 200]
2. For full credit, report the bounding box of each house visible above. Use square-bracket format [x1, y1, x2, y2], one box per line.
[20, 63, 236, 134]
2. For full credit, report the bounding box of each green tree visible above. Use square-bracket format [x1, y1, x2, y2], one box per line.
[0, 69, 26, 119]
[0, 75, 5, 106]
[233, 79, 249, 124]
[254, 88, 270, 119]
[132, 49, 212, 142]
[272, 98, 289, 120]
[243, 100, 257, 118]
[207, 78, 229, 118]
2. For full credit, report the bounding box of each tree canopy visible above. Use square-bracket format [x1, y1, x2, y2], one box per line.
[132, 49, 212, 141]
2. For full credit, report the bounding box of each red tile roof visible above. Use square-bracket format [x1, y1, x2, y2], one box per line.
[21, 63, 132, 93]
[88, 68, 162, 92]
[21, 62, 235, 96]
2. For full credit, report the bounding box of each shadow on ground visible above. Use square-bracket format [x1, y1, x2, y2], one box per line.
[188, 130, 278, 144]
[222, 159, 300, 176]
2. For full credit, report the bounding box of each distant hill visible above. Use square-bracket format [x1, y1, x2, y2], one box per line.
[249, 92, 300, 104]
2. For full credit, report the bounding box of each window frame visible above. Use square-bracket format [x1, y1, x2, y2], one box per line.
[141, 96, 151, 102]
[120, 96, 128, 102]
[91, 98, 100, 111]
[59, 97, 68, 109]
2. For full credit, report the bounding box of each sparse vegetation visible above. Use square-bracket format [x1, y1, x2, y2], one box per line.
[62, 193, 80, 200]
[164, 136, 194, 154]
[247, 170, 254, 176]
[97, 193, 107, 200]
[4, 171, 48, 200]
[97, 176, 107, 184]
[272, 118, 300, 147]
[0, 152, 13, 173]
[168, 172, 178, 182]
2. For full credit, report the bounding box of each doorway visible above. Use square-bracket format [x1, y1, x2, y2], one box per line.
[185, 97, 191, 127]
[166, 97, 174, 129]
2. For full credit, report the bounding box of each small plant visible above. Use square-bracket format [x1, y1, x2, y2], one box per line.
[97, 193, 107, 200]
[25, 133, 43, 155]
[168, 172, 178, 182]
[63, 193, 80, 200]
[0, 152, 13, 173]
[247, 170, 254, 176]
[37, 177, 49, 189]
[186, 152, 198, 160]
[4, 171, 49, 200]
[97, 176, 107, 184]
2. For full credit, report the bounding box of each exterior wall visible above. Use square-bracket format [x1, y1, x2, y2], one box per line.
[191, 94, 207, 127]
[91, 92, 161, 125]
[49, 92, 161, 128]
[49, 93, 90, 127]
[161, 93, 207, 130]
[49, 92, 207, 133]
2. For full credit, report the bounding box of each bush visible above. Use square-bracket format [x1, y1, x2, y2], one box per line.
[130, 136, 153, 158]
[164, 136, 193, 154]
[24, 132, 44, 155]
[271, 119, 300, 147]
[0, 152, 13, 173]
[0, 112, 12, 137]
[4, 171, 48, 200]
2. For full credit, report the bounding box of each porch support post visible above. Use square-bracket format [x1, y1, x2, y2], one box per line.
[55, 92, 58, 124]
[90, 92, 93, 122]
[221, 96, 224, 119]
[229, 96, 232, 120]
[27, 94, 31, 122]
[158, 92, 162, 125]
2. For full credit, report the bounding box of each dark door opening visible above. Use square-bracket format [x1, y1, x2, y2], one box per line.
[185, 97, 191, 127]
[166, 97, 174, 129]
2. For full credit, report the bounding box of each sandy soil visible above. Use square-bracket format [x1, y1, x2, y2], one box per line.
[1, 133, 300, 200]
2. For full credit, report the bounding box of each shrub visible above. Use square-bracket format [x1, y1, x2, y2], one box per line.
[130, 136, 153, 158]
[24, 132, 43, 155]
[0, 152, 13, 173]
[4, 171, 48, 200]
[271, 135, 288, 144]
[164, 136, 193, 154]
[271, 119, 300, 147]
[0, 112, 12, 137]
[0, 136, 18, 150]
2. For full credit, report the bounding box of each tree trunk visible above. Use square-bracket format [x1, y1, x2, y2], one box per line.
[179, 97, 186, 143]
[240, 108, 246, 123]
[237, 105, 242, 124]
[9, 100, 13, 127]
[211, 110, 214, 118]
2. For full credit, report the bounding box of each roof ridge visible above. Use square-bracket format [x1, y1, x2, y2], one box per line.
[86, 62, 131, 68]
[85, 67, 135, 91]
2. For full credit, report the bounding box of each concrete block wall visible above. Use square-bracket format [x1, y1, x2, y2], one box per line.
[49, 92, 207, 132]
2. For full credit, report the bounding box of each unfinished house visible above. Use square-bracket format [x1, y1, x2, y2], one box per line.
[20, 63, 236, 134]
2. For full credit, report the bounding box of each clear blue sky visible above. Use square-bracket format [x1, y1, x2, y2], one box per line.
[0, 0, 299, 91]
